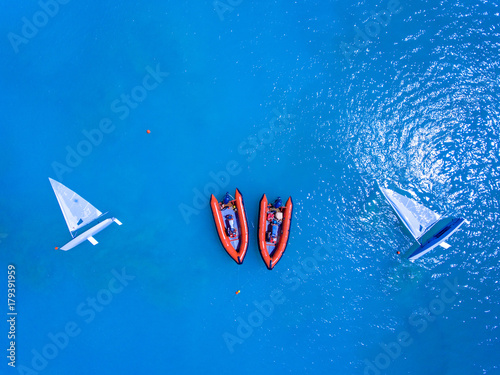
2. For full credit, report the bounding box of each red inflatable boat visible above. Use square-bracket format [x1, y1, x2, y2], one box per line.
[210, 189, 249, 264]
[258, 194, 293, 270]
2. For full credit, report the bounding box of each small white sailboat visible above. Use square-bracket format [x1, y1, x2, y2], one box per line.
[49, 178, 122, 251]
[379, 184, 467, 260]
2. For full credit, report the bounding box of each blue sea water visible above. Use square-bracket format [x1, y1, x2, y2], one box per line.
[1, 0, 499, 374]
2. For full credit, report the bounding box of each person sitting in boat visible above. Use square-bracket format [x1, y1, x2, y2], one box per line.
[275, 211, 283, 222]
[226, 214, 238, 237]
[270, 197, 283, 212]
[274, 197, 283, 208]
[268, 220, 279, 243]
[220, 192, 233, 210]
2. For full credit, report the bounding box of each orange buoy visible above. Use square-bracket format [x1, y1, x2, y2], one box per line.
[146, 129, 151, 134]
[235, 290, 240, 295]
[55, 247, 59, 250]
[397, 251, 400, 255]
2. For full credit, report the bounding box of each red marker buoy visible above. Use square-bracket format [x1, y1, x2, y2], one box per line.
[146, 129, 151, 134]
[397, 251, 400, 255]
[55, 247, 59, 250]
[235, 290, 240, 295]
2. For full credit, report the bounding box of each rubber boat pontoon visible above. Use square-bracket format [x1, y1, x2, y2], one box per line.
[210, 189, 249, 264]
[257, 195, 293, 270]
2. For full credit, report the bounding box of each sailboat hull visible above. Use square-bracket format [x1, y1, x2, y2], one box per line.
[406, 218, 466, 260]
[379, 183, 467, 260]
[59, 218, 118, 251]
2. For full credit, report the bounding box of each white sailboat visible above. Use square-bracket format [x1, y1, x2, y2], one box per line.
[49, 178, 122, 251]
[379, 185, 466, 260]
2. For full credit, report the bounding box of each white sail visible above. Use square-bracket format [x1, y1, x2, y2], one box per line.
[380, 187, 441, 240]
[49, 178, 103, 235]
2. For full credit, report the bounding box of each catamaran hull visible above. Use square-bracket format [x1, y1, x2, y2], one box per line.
[59, 218, 120, 251]
[407, 218, 466, 261]
[258, 195, 293, 270]
[210, 189, 249, 264]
